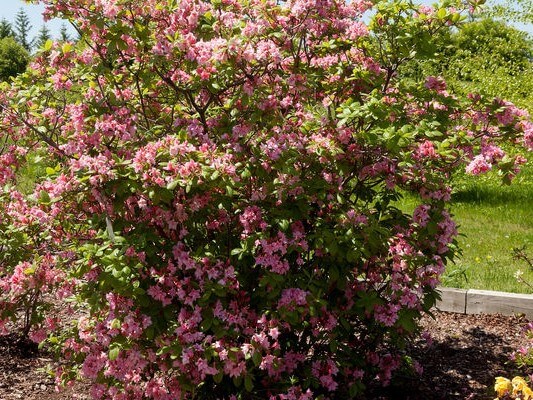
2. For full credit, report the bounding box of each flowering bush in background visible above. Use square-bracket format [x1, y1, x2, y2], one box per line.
[0, 0, 531, 398]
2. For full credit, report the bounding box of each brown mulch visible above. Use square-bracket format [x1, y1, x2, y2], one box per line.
[0, 311, 530, 400]
[369, 312, 530, 399]
[0, 333, 90, 400]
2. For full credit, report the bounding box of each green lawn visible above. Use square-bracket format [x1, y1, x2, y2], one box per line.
[400, 164, 533, 293]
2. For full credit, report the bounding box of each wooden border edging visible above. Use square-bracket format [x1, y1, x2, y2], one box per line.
[436, 287, 533, 318]
[435, 287, 467, 314]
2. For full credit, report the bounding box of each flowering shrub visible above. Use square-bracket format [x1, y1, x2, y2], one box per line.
[0, 0, 531, 398]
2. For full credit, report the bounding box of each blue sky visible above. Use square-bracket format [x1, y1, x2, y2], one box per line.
[0, 1, 76, 41]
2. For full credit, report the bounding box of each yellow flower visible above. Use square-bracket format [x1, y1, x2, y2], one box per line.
[513, 376, 533, 399]
[494, 377, 512, 397]
[513, 376, 528, 391]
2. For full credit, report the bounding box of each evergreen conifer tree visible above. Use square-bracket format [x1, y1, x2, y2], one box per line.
[0, 19, 14, 40]
[59, 24, 70, 42]
[35, 24, 51, 49]
[14, 8, 33, 52]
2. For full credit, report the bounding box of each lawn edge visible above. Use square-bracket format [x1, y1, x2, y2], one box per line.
[437, 287, 533, 317]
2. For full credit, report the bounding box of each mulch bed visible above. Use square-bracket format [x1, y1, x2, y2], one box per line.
[0, 311, 530, 400]
[0, 333, 92, 400]
[369, 312, 530, 399]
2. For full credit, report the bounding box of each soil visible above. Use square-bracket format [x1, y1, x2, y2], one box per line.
[367, 312, 530, 399]
[0, 311, 530, 400]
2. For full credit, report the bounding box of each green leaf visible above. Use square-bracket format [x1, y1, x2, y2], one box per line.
[398, 313, 416, 333]
[213, 372, 223, 383]
[241, 168, 251, 179]
[166, 180, 179, 190]
[61, 42, 72, 53]
[231, 248, 243, 256]
[252, 352, 262, 367]
[110, 318, 121, 329]
[145, 326, 155, 340]
[232, 376, 243, 387]
[244, 375, 254, 392]
[109, 347, 120, 361]
[200, 313, 213, 331]
[39, 190, 51, 204]
[163, 307, 174, 321]
[43, 39, 53, 51]
[278, 219, 289, 230]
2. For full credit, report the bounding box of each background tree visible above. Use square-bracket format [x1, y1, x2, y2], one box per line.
[35, 24, 51, 49]
[0, 36, 29, 81]
[0, 19, 14, 40]
[487, 0, 533, 25]
[447, 18, 533, 110]
[13, 8, 33, 52]
[58, 24, 70, 42]
[400, 17, 533, 111]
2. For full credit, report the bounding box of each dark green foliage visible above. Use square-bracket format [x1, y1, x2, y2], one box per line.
[0, 37, 29, 81]
[0, 19, 14, 40]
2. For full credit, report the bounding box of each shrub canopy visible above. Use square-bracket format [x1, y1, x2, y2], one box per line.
[0, 0, 531, 399]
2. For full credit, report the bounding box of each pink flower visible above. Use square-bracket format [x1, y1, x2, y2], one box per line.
[81, 352, 107, 379]
[481, 143, 505, 163]
[268, 327, 280, 340]
[239, 206, 266, 236]
[223, 360, 246, 378]
[465, 155, 491, 175]
[424, 76, 447, 94]
[29, 328, 47, 344]
[196, 358, 218, 379]
[374, 304, 401, 327]
[312, 359, 339, 392]
[416, 140, 437, 158]
[278, 288, 309, 311]
[413, 204, 431, 227]
[522, 121, 533, 150]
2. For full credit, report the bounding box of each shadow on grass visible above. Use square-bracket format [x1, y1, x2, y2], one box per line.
[452, 184, 532, 206]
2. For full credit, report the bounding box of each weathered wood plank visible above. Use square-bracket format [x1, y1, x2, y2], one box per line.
[435, 287, 467, 314]
[466, 289, 533, 318]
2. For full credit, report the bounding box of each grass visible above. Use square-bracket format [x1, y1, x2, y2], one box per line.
[400, 164, 533, 294]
